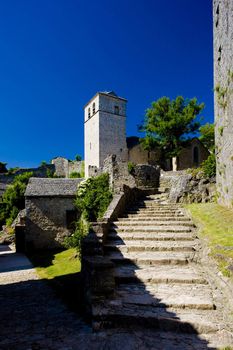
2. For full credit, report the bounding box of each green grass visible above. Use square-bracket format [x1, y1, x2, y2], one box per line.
[185, 203, 233, 278]
[29, 248, 81, 279]
[29, 248, 82, 313]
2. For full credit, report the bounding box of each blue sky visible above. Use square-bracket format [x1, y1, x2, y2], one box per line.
[0, 0, 213, 168]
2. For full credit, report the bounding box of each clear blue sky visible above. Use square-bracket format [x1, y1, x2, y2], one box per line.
[0, 0, 213, 168]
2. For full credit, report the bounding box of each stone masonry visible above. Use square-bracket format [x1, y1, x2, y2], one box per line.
[81, 190, 233, 348]
[214, 0, 233, 208]
[84, 91, 128, 177]
[24, 178, 83, 251]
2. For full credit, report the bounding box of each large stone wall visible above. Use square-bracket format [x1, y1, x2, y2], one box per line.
[51, 157, 83, 177]
[214, 0, 233, 208]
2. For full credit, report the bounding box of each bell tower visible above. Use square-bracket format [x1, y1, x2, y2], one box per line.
[84, 91, 127, 177]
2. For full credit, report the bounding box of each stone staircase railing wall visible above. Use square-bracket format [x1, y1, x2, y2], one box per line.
[81, 185, 158, 318]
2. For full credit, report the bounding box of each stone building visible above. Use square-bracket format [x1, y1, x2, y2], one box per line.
[84, 91, 127, 177]
[24, 178, 83, 251]
[127, 136, 208, 171]
[171, 138, 209, 171]
[127, 136, 160, 165]
[213, 0, 233, 208]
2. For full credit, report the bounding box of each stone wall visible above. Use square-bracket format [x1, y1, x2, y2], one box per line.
[128, 144, 160, 165]
[25, 197, 77, 251]
[81, 185, 155, 317]
[214, 0, 233, 208]
[101, 155, 160, 193]
[168, 173, 216, 204]
[51, 157, 83, 178]
[177, 139, 209, 170]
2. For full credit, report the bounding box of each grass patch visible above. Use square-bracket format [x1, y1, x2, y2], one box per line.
[29, 249, 82, 313]
[30, 248, 81, 280]
[185, 203, 233, 278]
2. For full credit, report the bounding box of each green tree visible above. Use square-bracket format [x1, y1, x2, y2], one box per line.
[75, 154, 82, 161]
[139, 96, 204, 159]
[199, 123, 215, 152]
[0, 172, 32, 227]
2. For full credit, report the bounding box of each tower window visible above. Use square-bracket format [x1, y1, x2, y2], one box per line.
[88, 108, 91, 119]
[114, 105, 119, 115]
[93, 102, 95, 114]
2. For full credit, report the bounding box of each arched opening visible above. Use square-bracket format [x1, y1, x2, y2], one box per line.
[193, 146, 199, 167]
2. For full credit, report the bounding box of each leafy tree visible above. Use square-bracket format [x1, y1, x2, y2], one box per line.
[199, 123, 215, 152]
[0, 172, 32, 228]
[75, 154, 82, 162]
[139, 96, 204, 159]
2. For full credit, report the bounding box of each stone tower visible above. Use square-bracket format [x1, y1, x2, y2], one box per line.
[213, 0, 233, 208]
[84, 91, 127, 177]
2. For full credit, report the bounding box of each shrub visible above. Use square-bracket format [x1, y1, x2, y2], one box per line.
[64, 173, 112, 254]
[69, 171, 80, 178]
[75, 173, 112, 221]
[201, 153, 216, 178]
[128, 161, 135, 175]
[0, 172, 33, 228]
[46, 168, 55, 178]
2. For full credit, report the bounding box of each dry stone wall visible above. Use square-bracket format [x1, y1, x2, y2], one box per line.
[214, 0, 233, 208]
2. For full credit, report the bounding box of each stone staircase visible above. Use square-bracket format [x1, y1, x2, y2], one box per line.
[92, 193, 233, 345]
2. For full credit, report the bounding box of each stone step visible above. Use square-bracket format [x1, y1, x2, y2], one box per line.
[106, 251, 194, 266]
[118, 216, 192, 222]
[112, 221, 195, 227]
[113, 283, 215, 310]
[127, 207, 183, 212]
[136, 203, 181, 207]
[114, 265, 207, 284]
[126, 211, 185, 216]
[93, 304, 220, 334]
[123, 213, 186, 218]
[107, 232, 196, 241]
[109, 226, 193, 233]
[104, 240, 197, 253]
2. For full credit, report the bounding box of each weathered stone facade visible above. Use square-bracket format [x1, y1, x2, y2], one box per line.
[175, 138, 210, 171]
[127, 137, 160, 165]
[51, 157, 84, 178]
[24, 178, 83, 251]
[214, 0, 233, 208]
[127, 137, 209, 171]
[84, 91, 127, 177]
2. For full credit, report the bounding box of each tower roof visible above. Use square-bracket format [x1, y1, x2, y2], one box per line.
[84, 91, 127, 108]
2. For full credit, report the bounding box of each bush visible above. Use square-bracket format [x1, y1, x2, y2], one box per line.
[128, 162, 135, 175]
[64, 173, 112, 254]
[201, 153, 216, 178]
[69, 171, 80, 178]
[0, 172, 32, 228]
[75, 173, 112, 221]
